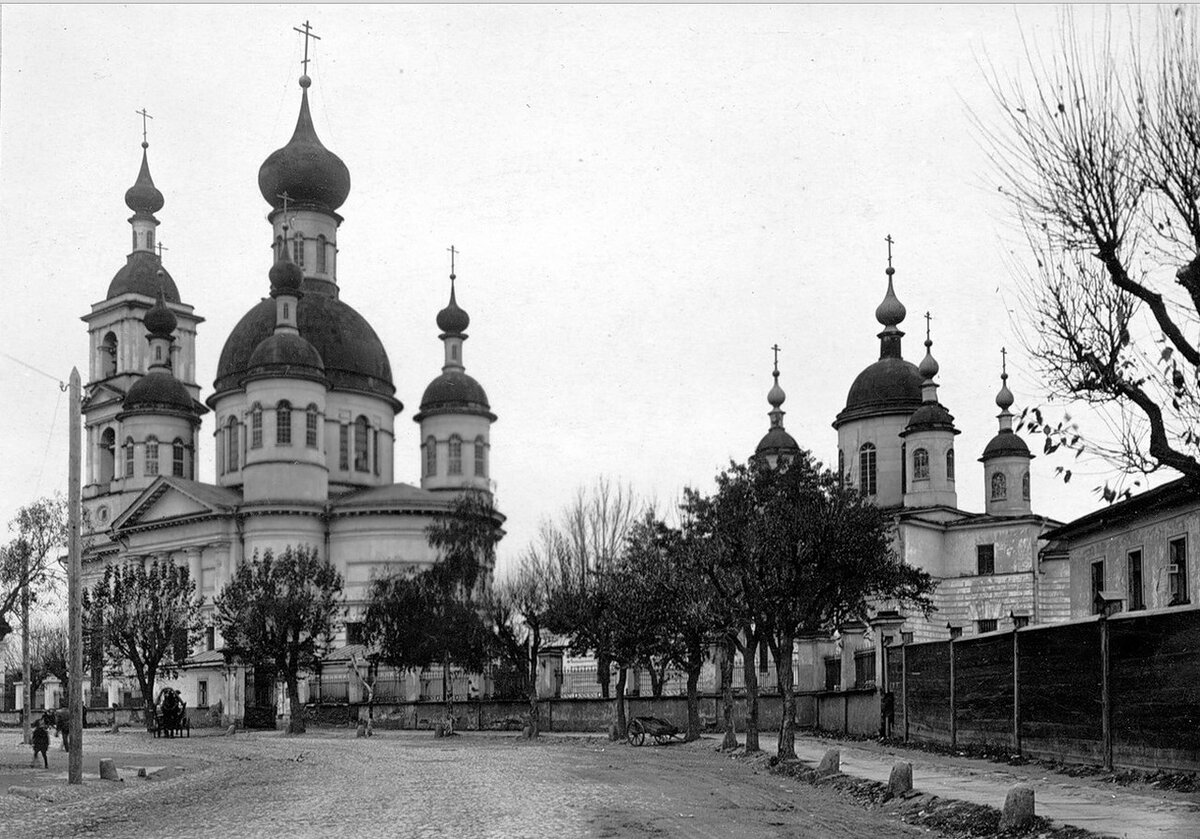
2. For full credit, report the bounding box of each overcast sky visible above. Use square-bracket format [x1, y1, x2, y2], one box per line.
[0, 5, 1161, 572]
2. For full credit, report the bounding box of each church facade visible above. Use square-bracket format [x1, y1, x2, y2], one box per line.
[79, 70, 498, 721]
[757, 254, 1070, 695]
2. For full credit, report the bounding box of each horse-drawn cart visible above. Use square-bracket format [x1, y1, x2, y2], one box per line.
[626, 715, 683, 746]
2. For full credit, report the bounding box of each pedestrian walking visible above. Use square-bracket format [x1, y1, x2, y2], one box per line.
[31, 718, 50, 768]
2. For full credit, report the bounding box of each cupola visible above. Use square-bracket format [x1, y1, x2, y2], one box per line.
[980, 349, 1034, 516]
[755, 347, 800, 467]
[900, 315, 959, 509]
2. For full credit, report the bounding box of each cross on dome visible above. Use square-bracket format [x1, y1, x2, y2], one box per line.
[136, 107, 153, 148]
[294, 20, 321, 75]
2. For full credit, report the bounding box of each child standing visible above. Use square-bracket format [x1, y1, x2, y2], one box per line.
[31, 719, 50, 768]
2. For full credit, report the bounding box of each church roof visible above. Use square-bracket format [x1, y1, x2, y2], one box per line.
[245, 331, 325, 381]
[121, 370, 200, 415]
[835, 357, 924, 426]
[980, 429, 1032, 460]
[108, 251, 181, 302]
[331, 482, 454, 511]
[258, 78, 351, 213]
[212, 288, 397, 407]
[756, 426, 799, 455]
[415, 370, 494, 420]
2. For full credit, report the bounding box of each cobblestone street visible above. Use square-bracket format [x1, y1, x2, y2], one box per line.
[0, 730, 929, 839]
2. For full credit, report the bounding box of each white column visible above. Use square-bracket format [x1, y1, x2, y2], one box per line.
[187, 547, 202, 600]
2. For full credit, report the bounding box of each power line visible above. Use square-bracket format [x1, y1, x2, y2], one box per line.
[0, 351, 68, 389]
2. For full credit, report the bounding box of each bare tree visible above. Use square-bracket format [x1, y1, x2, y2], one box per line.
[982, 7, 1200, 497]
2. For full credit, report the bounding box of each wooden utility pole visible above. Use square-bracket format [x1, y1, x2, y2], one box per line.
[68, 368, 82, 784]
[21, 541, 30, 746]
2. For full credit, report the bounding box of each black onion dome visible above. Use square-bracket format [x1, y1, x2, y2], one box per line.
[123, 370, 195, 413]
[125, 146, 164, 215]
[436, 284, 470, 334]
[834, 358, 924, 427]
[212, 290, 395, 404]
[258, 86, 351, 212]
[981, 429, 1033, 460]
[108, 252, 181, 302]
[756, 427, 799, 455]
[269, 257, 304, 296]
[903, 402, 958, 435]
[144, 290, 177, 338]
[416, 370, 493, 419]
[246, 332, 325, 380]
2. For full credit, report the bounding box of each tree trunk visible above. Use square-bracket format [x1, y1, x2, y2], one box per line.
[598, 651, 611, 699]
[526, 643, 540, 738]
[648, 662, 663, 698]
[286, 672, 305, 734]
[776, 633, 796, 759]
[443, 651, 454, 729]
[21, 575, 30, 745]
[613, 666, 628, 739]
[743, 631, 761, 753]
[684, 646, 702, 742]
[720, 637, 738, 750]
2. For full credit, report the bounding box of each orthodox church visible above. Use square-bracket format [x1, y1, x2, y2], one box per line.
[79, 69, 498, 716]
[756, 251, 1070, 691]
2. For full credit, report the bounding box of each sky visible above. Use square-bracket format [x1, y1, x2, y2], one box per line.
[0, 5, 1164, 574]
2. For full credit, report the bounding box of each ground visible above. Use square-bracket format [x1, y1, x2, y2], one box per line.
[0, 728, 1196, 838]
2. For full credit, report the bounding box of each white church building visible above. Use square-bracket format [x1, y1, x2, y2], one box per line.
[79, 69, 498, 724]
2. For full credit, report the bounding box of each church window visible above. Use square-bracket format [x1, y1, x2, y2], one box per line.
[976, 544, 995, 575]
[276, 401, 292, 446]
[837, 449, 845, 484]
[250, 404, 263, 449]
[172, 439, 185, 477]
[101, 333, 118, 378]
[991, 471, 1006, 501]
[425, 436, 437, 478]
[274, 235, 283, 260]
[354, 416, 370, 472]
[913, 448, 929, 481]
[448, 435, 463, 475]
[145, 436, 159, 476]
[339, 425, 349, 471]
[946, 448, 955, 481]
[859, 443, 877, 496]
[306, 405, 319, 448]
[99, 428, 116, 483]
[475, 436, 487, 477]
[124, 437, 135, 478]
[1021, 470, 1030, 501]
[227, 417, 239, 472]
[373, 430, 380, 476]
[146, 229, 155, 252]
[292, 234, 304, 267]
[316, 235, 327, 273]
[132, 229, 138, 252]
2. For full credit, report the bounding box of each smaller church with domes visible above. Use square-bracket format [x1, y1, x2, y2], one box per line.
[80, 68, 499, 718]
[754, 249, 1071, 693]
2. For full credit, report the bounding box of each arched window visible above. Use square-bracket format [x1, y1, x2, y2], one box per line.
[316, 235, 327, 273]
[173, 439, 185, 477]
[991, 471, 1007, 500]
[145, 436, 159, 476]
[274, 235, 283, 260]
[838, 449, 845, 483]
[946, 448, 955, 481]
[276, 401, 292, 446]
[99, 428, 116, 483]
[475, 436, 487, 477]
[354, 415, 370, 472]
[373, 429, 381, 476]
[250, 404, 263, 449]
[1022, 470, 1031, 501]
[425, 436, 437, 478]
[226, 417, 239, 472]
[859, 443, 877, 496]
[131, 229, 138, 252]
[448, 435, 463, 475]
[306, 404, 320, 448]
[913, 448, 929, 481]
[292, 234, 304, 267]
[146, 229, 155, 252]
[339, 425, 349, 470]
[124, 437, 135, 478]
[101, 332, 118, 378]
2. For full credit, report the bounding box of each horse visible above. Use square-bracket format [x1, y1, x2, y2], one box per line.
[154, 687, 187, 739]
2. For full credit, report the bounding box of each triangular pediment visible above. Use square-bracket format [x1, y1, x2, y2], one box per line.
[112, 476, 240, 532]
[82, 381, 127, 411]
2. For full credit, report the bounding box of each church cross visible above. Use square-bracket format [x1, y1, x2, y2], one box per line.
[293, 21, 321, 73]
[136, 108, 153, 144]
[447, 245, 458, 279]
[1001, 346, 1008, 378]
[924, 311, 932, 341]
[771, 343, 781, 374]
[156, 242, 168, 261]
[885, 234, 895, 269]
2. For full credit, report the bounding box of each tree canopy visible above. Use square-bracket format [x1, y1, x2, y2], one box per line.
[0, 495, 67, 643]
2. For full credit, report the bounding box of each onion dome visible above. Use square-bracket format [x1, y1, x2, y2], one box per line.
[756, 355, 800, 458]
[123, 371, 195, 413]
[918, 337, 939, 380]
[212, 294, 396, 406]
[108, 252, 181, 301]
[269, 253, 304, 296]
[436, 279, 470, 335]
[874, 267, 906, 327]
[418, 371, 493, 419]
[258, 76, 351, 213]
[996, 375, 1015, 412]
[904, 401, 957, 433]
[144, 284, 177, 338]
[124, 144, 165, 215]
[245, 332, 325, 381]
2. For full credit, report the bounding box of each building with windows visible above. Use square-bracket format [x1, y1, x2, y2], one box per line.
[79, 69, 499, 723]
[1039, 477, 1198, 618]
